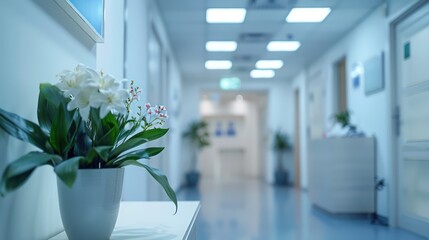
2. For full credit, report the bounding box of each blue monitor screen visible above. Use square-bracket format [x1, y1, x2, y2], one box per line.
[69, 0, 104, 36]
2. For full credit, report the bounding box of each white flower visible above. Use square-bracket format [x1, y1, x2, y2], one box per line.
[57, 64, 133, 120]
[56, 64, 98, 97]
[90, 89, 130, 118]
[88, 72, 122, 92]
[66, 87, 96, 120]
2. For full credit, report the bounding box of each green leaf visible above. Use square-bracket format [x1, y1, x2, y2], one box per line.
[74, 123, 92, 157]
[49, 103, 68, 155]
[0, 108, 48, 151]
[0, 152, 61, 196]
[63, 117, 81, 156]
[39, 83, 67, 107]
[54, 157, 82, 188]
[88, 108, 102, 138]
[110, 138, 150, 159]
[117, 119, 140, 142]
[38, 84, 66, 134]
[120, 161, 177, 213]
[107, 147, 164, 167]
[94, 146, 113, 162]
[110, 129, 169, 159]
[97, 125, 119, 146]
[49, 100, 77, 157]
[130, 128, 169, 142]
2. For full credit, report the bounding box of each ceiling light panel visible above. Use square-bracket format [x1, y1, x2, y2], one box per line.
[206, 41, 237, 52]
[250, 69, 275, 78]
[255, 60, 284, 69]
[286, 8, 332, 23]
[205, 60, 232, 70]
[267, 41, 300, 52]
[206, 8, 247, 23]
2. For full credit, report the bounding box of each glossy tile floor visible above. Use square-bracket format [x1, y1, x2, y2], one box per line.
[178, 178, 427, 240]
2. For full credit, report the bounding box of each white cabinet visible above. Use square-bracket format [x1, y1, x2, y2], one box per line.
[308, 138, 375, 213]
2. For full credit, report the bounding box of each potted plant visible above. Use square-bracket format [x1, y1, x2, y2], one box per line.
[182, 121, 210, 187]
[0, 64, 177, 240]
[273, 130, 291, 186]
[333, 110, 357, 131]
[332, 110, 364, 137]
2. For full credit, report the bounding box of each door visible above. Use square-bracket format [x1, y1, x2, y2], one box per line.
[308, 71, 326, 139]
[294, 89, 301, 188]
[336, 57, 348, 113]
[396, 3, 429, 237]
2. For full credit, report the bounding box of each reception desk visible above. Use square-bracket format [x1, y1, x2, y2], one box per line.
[308, 138, 375, 214]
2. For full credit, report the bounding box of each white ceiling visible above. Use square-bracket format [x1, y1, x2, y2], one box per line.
[156, 0, 385, 83]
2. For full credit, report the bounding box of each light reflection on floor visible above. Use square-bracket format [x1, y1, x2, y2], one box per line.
[177, 178, 427, 240]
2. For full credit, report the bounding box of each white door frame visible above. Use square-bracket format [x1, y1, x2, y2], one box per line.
[389, 0, 429, 228]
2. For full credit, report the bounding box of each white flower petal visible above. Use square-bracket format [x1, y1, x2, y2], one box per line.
[67, 100, 78, 111]
[99, 104, 111, 118]
[118, 89, 130, 101]
[89, 92, 107, 108]
[79, 106, 91, 121]
[114, 105, 127, 115]
[84, 66, 99, 79]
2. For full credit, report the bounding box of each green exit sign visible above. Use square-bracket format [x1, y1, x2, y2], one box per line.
[220, 77, 241, 90]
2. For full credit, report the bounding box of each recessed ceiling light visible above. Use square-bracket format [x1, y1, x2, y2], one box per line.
[206, 8, 247, 23]
[205, 60, 232, 70]
[286, 8, 331, 23]
[267, 41, 300, 52]
[250, 69, 275, 78]
[206, 41, 237, 52]
[255, 60, 284, 69]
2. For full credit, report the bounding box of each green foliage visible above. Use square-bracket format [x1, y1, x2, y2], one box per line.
[0, 83, 177, 211]
[0, 152, 61, 196]
[0, 109, 49, 152]
[54, 156, 82, 188]
[183, 121, 210, 150]
[333, 110, 351, 128]
[273, 130, 291, 152]
[119, 160, 178, 213]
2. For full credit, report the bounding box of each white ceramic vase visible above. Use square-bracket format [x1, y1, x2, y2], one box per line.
[57, 168, 124, 240]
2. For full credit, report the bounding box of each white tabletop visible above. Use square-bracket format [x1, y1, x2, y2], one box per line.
[50, 201, 201, 240]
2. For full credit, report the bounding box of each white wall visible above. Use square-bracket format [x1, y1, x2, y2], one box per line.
[299, 5, 390, 218]
[0, 0, 182, 238]
[96, 1, 125, 78]
[0, 0, 96, 239]
[294, 1, 424, 220]
[122, 0, 184, 200]
[122, 0, 183, 200]
[121, 0, 150, 201]
[199, 94, 263, 179]
[182, 79, 293, 183]
[166, 60, 184, 190]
